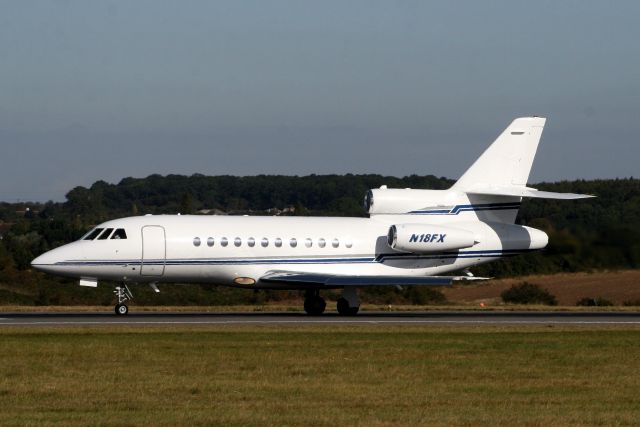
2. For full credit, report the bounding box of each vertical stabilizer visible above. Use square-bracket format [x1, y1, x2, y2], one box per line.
[452, 117, 546, 191]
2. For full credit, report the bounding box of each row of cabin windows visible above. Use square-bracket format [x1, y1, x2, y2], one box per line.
[193, 236, 352, 249]
[83, 228, 128, 240]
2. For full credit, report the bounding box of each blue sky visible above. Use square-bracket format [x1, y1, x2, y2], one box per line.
[1, 1, 638, 201]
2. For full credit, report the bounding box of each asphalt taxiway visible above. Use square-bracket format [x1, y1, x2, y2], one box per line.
[1, 311, 640, 326]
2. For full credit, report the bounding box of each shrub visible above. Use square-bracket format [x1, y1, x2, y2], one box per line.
[576, 297, 614, 307]
[501, 282, 557, 305]
[623, 299, 640, 307]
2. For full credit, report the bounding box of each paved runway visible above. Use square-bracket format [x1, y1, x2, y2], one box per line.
[2, 311, 640, 326]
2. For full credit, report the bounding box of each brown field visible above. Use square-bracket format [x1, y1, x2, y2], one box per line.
[443, 269, 640, 306]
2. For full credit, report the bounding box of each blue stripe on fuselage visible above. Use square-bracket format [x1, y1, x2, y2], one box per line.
[54, 248, 535, 267]
[409, 202, 521, 215]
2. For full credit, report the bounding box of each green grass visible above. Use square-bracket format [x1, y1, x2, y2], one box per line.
[1, 326, 640, 426]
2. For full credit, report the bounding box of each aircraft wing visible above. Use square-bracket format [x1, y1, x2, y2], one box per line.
[259, 270, 490, 287]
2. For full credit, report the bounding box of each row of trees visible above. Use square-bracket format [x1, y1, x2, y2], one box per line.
[0, 174, 638, 305]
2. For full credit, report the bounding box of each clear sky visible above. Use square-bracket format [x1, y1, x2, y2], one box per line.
[1, 0, 638, 201]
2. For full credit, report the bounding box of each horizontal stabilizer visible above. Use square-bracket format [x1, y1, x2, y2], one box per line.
[260, 271, 491, 287]
[466, 186, 594, 200]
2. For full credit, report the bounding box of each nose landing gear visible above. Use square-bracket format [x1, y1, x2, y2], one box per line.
[114, 284, 133, 315]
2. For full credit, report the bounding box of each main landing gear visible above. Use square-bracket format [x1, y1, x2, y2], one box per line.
[304, 289, 326, 315]
[303, 288, 361, 316]
[336, 287, 360, 316]
[114, 284, 133, 315]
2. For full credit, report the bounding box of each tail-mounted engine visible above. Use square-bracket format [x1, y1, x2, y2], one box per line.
[364, 187, 462, 215]
[387, 223, 478, 253]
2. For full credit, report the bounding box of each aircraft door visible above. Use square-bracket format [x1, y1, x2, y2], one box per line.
[141, 226, 166, 276]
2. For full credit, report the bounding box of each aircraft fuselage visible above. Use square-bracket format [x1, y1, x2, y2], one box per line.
[32, 214, 547, 289]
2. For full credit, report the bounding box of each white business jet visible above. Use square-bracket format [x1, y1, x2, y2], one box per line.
[32, 117, 592, 315]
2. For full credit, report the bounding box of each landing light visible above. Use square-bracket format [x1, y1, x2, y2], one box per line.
[234, 277, 256, 286]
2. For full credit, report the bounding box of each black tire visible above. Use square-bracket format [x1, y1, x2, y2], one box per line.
[337, 298, 359, 316]
[115, 303, 129, 316]
[304, 296, 326, 315]
[337, 298, 349, 315]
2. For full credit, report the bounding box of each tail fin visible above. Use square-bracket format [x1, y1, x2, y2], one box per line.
[452, 117, 546, 191]
[452, 116, 594, 200]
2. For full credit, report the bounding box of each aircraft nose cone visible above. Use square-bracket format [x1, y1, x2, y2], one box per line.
[31, 250, 60, 273]
[31, 254, 48, 272]
[31, 242, 85, 277]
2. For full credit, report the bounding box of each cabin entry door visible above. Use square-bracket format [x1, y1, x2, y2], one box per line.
[141, 225, 166, 276]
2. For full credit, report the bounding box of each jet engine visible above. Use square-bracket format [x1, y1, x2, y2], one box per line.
[364, 187, 463, 215]
[387, 223, 478, 253]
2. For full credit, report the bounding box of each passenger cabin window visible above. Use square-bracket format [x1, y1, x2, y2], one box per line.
[83, 228, 104, 240]
[190, 235, 351, 250]
[111, 229, 127, 240]
[97, 228, 114, 240]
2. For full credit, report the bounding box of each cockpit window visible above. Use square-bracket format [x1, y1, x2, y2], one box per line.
[111, 229, 127, 240]
[83, 228, 104, 240]
[97, 228, 114, 240]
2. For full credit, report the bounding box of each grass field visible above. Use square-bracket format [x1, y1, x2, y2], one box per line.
[1, 326, 640, 426]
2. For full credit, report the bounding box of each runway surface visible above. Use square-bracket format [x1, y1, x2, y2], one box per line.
[2, 311, 640, 326]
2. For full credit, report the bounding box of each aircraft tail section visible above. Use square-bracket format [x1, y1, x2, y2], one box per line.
[365, 116, 593, 222]
[452, 117, 546, 191]
[451, 116, 594, 203]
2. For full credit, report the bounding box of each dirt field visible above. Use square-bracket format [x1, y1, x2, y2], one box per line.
[443, 270, 640, 306]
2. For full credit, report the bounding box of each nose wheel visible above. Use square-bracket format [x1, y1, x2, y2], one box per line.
[114, 285, 133, 315]
[115, 303, 129, 315]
